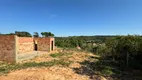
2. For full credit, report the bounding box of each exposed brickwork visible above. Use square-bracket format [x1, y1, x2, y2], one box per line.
[34, 38, 50, 51]
[18, 37, 34, 43]
[18, 37, 34, 53]
[0, 35, 16, 63]
[0, 35, 55, 63]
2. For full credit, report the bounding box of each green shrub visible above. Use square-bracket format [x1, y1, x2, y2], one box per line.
[101, 66, 114, 75]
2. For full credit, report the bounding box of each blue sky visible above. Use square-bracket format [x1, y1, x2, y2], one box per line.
[0, 0, 142, 36]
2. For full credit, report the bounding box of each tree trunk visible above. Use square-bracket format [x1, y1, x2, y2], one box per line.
[113, 56, 115, 61]
[112, 49, 115, 61]
[126, 52, 129, 67]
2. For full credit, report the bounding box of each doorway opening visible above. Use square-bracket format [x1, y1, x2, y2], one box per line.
[34, 41, 38, 51]
[51, 41, 54, 51]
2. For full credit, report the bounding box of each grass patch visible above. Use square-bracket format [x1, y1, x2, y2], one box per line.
[73, 56, 121, 78]
[50, 52, 73, 58]
[101, 66, 114, 75]
[0, 59, 72, 75]
[50, 53, 64, 58]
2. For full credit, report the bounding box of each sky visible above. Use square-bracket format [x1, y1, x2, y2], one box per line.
[0, 0, 142, 36]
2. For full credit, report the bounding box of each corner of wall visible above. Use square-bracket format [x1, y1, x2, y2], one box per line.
[14, 35, 18, 63]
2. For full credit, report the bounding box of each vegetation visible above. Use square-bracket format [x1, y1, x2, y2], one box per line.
[0, 31, 55, 37]
[15, 31, 32, 37]
[0, 59, 71, 75]
[55, 36, 116, 48]
[50, 53, 64, 58]
[50, 52, 73, 58]
[56, 35, 142, 69]
[0, 31, 32, 37]
[94, 35, 142, 69]
[41, 32, 54, 37]
[33, 32, 39, 37]
[0, 32, 142, 79]
[55, 35, 142, 79]
[55, 37, 85, 48]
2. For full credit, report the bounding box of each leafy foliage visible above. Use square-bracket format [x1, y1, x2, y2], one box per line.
[15, 31, 32, 37]
[55, 36, 117, 49]
[95, 35, 142, 68]
[41, 32, 54, 37]
[0, 31, 55, 37]
[55, 37, 85, 48]
[33, 32, 39, 37]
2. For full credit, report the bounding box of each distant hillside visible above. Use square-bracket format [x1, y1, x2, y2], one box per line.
[55, 35, 117, 43]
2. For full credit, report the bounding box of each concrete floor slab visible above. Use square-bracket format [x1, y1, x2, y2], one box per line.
[17, 51, 48, 62]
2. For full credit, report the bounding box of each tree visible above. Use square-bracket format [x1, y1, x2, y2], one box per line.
[105, 35, 142, 67]
[15, 31, 32, 37]
[33, 32, 39, 37]
[41, 32, 54, 37]
[116, 36, 140, 67]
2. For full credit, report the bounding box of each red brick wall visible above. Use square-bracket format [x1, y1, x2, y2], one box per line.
[0, 35, 55, 63]
[18, 37, 34, 53]
[34, 38, 50, 51]
[0, 35, 16, 63]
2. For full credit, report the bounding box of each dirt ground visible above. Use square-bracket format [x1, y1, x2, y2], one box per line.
[0, 49, 106, 80]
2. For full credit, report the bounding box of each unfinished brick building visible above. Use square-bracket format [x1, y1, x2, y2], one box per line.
[0, 35, 55, 63]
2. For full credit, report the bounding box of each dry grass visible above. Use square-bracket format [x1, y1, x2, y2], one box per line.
[0, 48, 100, 80]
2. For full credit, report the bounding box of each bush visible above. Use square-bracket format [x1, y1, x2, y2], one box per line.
[102, 35, 142, 69]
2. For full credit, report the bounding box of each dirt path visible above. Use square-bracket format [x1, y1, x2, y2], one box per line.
[0, 49, 97, 80]
[0, 67, 89, 80]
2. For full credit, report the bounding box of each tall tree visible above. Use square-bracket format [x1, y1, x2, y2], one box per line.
[41, 32, 54, 37]
[105, 35, 142, 67]
[33, 32, 39, 37]
[15, 31, 32, 37]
